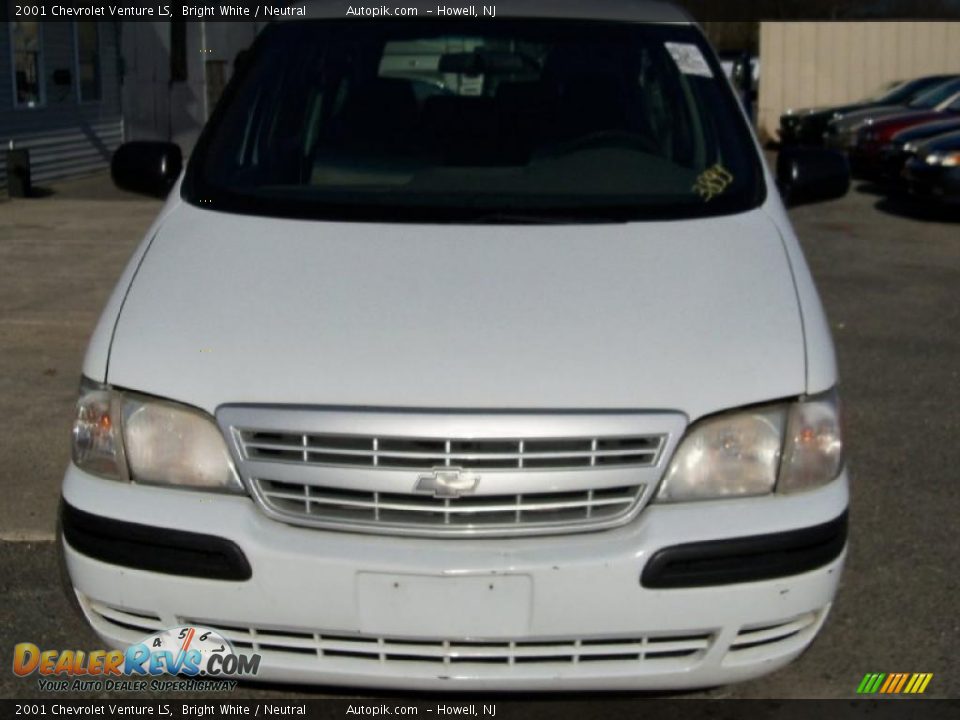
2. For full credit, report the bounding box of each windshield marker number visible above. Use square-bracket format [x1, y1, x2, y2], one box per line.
[693, 164, 734, 201]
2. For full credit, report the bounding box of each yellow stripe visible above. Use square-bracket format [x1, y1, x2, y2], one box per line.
[880, 674, 897, 693]
[903, 674, 918, 693]
[917, 674, 933, 694]
[894, 674, 910, 693]
[911, 673, 927, 694]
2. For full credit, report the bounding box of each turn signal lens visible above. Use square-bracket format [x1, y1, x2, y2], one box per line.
[777, 389, 844, 494]
[72, 382, 127, 481]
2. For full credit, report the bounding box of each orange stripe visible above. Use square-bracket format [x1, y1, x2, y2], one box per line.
[894, 674, 910, 693]
[879, 674, 897, 693]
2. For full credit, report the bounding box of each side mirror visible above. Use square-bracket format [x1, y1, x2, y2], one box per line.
[777, 147, 850, 206]
[111, 141, 182, 198]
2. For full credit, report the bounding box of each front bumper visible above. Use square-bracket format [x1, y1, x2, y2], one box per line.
[779, 116, 829, 146]
[903, 161, 960, 204]
[62, 465, 849, 691]
[878, 146, 911, 183]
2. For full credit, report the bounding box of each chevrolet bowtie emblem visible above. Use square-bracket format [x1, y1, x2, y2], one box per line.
[415, 468, 480, 499]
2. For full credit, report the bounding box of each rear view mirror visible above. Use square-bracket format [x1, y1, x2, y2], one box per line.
[438, 51, 530, 75]
[111, 142, 183, 198]
[438, 52, 482, 75]
[777, 147, 850, 207]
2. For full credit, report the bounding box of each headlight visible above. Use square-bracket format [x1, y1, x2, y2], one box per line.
[72, 380, 242, 492]
[122, 395, 241, 490]
[656, 390, 843, 503]
[926, 151, 960, 167]
[656, 405, 785, 502]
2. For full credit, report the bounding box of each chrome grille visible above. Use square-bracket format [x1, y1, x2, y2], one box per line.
[80, 599, 714, 667]
[254, 479, 644, 533]
[239, 431, 664, 470]
[218, 408, 684, 538]
[180, 619, 713, 667]
[729, 611, 821, 653]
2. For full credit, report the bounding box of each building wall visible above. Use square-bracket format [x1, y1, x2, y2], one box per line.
[121, 21, 265, 154]
[0, 20, 264, 192]
[0, 21, 123, 191]
[758, 21, 960, 141]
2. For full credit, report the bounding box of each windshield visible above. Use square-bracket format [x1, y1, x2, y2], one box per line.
[184, 20, 764, 223]
[908, 79, 960, 109]
[867, 80, 907, 103]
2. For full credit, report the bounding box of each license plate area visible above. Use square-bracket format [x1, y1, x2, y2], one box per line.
[356, 573, 532, 638]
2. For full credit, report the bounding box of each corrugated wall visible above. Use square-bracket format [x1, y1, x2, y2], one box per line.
[758, 22, 960, 141]
[0, 21, 123, 192]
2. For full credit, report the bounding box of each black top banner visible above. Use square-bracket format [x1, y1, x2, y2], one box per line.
[3, 0, 960, 22]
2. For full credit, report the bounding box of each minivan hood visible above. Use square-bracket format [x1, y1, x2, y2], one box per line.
[107, 204, 805, 420]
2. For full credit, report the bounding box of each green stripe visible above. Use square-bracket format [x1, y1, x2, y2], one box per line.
[869, 673, 887, 693]
[856, 673, 874, 693]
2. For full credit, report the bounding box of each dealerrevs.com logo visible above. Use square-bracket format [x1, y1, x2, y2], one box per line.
[13, 626, 261, 692]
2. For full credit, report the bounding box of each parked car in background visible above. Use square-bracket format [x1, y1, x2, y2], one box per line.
[826, 77, 960, 151]
[779, 74, 956, 146]
[902, 130, 960, 205]
[878, 116, 960, 182]
[848, 91, 960, 178]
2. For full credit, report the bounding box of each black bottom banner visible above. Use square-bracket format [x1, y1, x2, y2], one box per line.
[2, 699, 959, 720]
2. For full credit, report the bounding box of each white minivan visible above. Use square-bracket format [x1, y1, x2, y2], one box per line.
[61, 0, 852, 691]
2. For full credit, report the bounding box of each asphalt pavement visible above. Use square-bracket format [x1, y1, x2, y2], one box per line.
[0, 173, 957, 700]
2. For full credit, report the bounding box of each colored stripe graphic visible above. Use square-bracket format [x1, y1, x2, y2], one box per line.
[893, 673, 909, 693]
[856, 673, 874, 694]
[857, 672, 932, 694]
[879, 674, 897, 693]
[907, 673, 934, 694]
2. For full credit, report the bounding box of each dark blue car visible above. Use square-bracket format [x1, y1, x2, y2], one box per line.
[902, 130, 960, 205]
